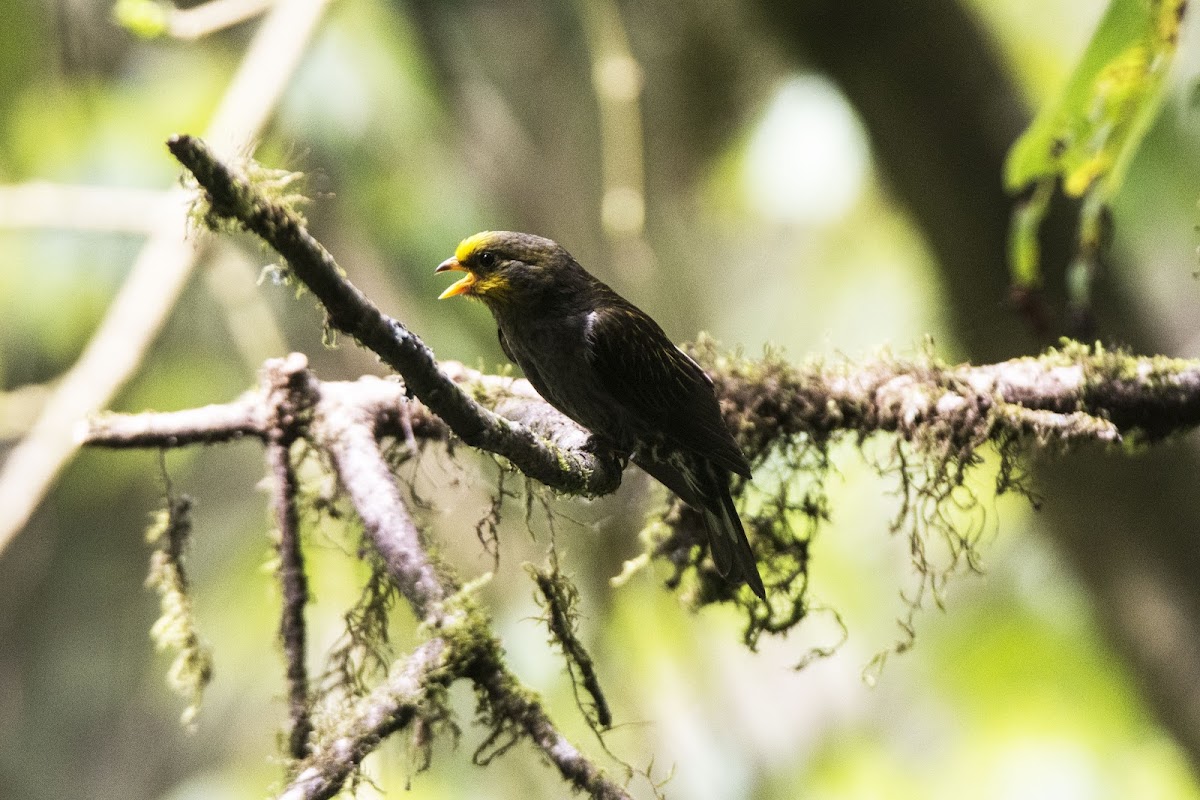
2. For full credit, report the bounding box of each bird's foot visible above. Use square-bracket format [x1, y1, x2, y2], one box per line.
[584, 434, 630, 470]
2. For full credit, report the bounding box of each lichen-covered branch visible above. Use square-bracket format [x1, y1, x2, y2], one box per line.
[279, 638, 448, 800]
[83, 345, 1200, 473]
[317, 399, 449, 619]
[165, 133, 622, 499]
[281, 614, 634, 800]
[701, 340, 1200, 454]
[78, 270, 1200, 799]
[157, 134, 1200, 507]
[79, 394, 268, 446]
[80, 339, 1200, 797]
[305, 390, 632, 798]
[87, 353, 630, 799]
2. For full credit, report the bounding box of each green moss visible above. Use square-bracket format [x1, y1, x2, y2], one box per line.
[144, 494, 213, 731]
[325, 563, 400, 698]
[651, 340, 1064, 663]
[180, 152, 309, 237]
[529, 563, 611, 730]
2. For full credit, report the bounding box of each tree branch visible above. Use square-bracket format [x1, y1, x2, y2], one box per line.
[318, 399, 449, 619]
[83, 347, 1200, 465]
[80, 339, 1200, 798]
[165, 133, 623, 500]
[264, 364, 314, 761]
[92, 354, 631, 799]
[79, 395, 268, 447]
[279, 638, 448, 800]
[78, 134, 1200, 799]
[269, 438, 313, 761]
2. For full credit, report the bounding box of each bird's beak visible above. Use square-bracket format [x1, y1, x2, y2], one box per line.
[435, 256, 476, 299]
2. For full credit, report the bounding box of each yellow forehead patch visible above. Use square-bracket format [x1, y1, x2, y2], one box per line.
[455, 231, 496, 264]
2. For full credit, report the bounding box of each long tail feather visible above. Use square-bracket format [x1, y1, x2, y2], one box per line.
[705, 486, 765, 600]
[637, 451, 765, 599]
[702, 506, 736, 577]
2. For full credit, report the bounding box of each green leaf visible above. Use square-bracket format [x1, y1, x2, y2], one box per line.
[1005, 0, 1184, 198]
[1004, 0, 1185, 300]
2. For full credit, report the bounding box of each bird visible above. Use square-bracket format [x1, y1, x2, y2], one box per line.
[435, 231, 766, 599]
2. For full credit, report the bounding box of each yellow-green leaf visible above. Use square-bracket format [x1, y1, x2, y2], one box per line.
[1005, 0, 1184, 198]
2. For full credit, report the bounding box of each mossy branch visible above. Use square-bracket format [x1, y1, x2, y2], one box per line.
[85, 345, 1200, 467]
[531, 565, 612, 730]
[81, 134, 1200, 800]
[84, 339, 1200, 796]
[165, 133, 622, 499]
[92, 354, 632, 800]
[279, 637, 449, 800]
[144, 493, 213, 730]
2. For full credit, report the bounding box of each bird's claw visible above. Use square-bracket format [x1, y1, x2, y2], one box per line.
[583, 434, 630, 469]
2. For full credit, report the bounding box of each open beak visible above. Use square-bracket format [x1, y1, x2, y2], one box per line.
[435, 256, 476, 299]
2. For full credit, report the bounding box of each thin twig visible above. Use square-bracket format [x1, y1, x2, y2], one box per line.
[468, 655, 631, 800]
[533, 566, 612, 729]
[268, 439, 312, 761]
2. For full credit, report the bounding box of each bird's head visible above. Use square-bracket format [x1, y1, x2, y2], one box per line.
[435, 231, 587, 314]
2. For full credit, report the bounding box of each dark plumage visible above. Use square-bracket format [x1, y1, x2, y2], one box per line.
[436, 231, 765, 599]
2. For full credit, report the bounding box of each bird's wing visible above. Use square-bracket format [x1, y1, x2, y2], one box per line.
[497, 327, 516, 363]
[585, 303, 751, 477]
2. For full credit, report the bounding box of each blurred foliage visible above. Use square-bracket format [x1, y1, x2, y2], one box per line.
[113, 0, 171, 39]
[1005, 0, 1185, 324]
[2, 0, 1200, 799]
[1005, 0, 1184, 197]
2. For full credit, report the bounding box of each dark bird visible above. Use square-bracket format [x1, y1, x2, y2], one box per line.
[436, 231, 765, 599]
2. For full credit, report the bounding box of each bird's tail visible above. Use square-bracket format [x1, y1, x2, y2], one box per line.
[635, 451, 765, 599]
[700, 474, 766, 600]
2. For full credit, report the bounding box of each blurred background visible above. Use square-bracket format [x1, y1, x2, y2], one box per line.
[3, 0, 1200, 797]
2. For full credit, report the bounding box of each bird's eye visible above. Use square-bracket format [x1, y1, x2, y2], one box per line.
[478, 251, 496, 269]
